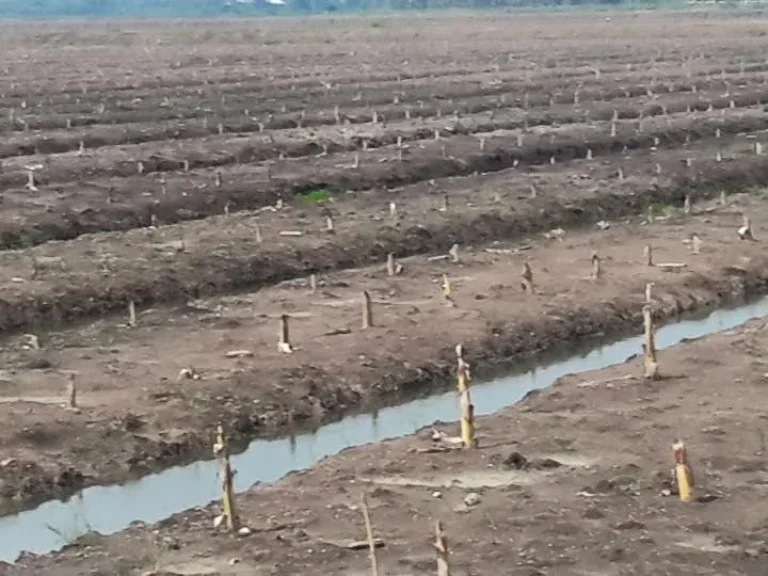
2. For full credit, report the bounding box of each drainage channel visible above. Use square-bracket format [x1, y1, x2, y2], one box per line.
[2, 297, 768, 563]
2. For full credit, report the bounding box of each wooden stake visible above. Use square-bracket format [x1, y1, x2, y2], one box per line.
[255, 224, 262, 244]
[278, 314, 293, 353]
[214, 425, 239, 531]
[673, 439, 694, 502]
[309, 274, 317, 293]
[719, 190, 727, 206]
[521, 262, 535, 294]
[386, 253, 396, 276]
[738, 214, 755, 241]
[440, 193, 449, 212]
[645, 282, 653, 303]
[691, 233, 702, 255]
[128, 300, 137, 327]
[434, 521, 451, 576]
[644, 245, 653, 266]
[642, 305, 659, 380]
[362, 290, 373, 329]
[389, 201, 397, 219]
[442, 274, 456, 307]
[360, 494, 380, 576]
[326, 215, 335, 234]
[683, 195, 691, 215]
[66, 373, 77, 409]
[448, 243, 460, 263]
[26, 170, 37, 191]
[590, 252, 601, 279]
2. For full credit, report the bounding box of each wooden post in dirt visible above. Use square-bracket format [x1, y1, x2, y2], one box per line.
[213, 425, 239, 531]
[691, 233, 702, 255]
[326, 214, 335, 234]
[590, 252, 602, 280]
[719, 191, 727, 206]
[26, 169, 37, 191]
[440, 192, 449, 212]
[255, 224, 262, 244]
[66, 373, 77, 409]
[386, 253, 403, 276]
[360, 494, 381, 576]
[644, 245, 653, 267]
[683, 195, 691, 215]
[389, 201, 397, 219]
[738, 214, 755, 241]
[521, 262, 535, 294]
[642, 305, 659, 380]
[215, 170, 222, 188]
[278, 314, 293, 353]
[645, 282, 653, 304]
[128, 300, 137, 327]
[309, 274, 317, 293]
[434, 521, 451, 576]
[362, 290, 373, 329]
[672, 439, 695, 502]
[442, 274, 456, 307]
[456, 352, 475, 448]
[448, 243, 460, 264]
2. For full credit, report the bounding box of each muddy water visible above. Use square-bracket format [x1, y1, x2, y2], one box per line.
[2, 297, 768, 562]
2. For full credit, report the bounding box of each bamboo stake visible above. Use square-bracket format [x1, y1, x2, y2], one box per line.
[386, 253, 396, 276]
[362, 290, 373, 329]
[691, 233, 702, 255]
[128, 300, 137, 327]
[644, 245, 653, 266]
[214, 425, 239, 531]
[309, 274, 317, 293]
[521, 262, 535, 294]
[442, 274, 456, 307]
[642, 305, 659, 380]
[590, 251, 601, 280]
[448, 244, 460, 263]
[645, 282, 653, 303]
[326, 215, 335, 234]
[278, 314, 293, 353]
[360, 494, 380, 576]
[672, 439, 695, 502]
[434, 521, 451, 576]
[66, 373, 77, 409]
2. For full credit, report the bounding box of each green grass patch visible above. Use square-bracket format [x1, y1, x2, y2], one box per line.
[300, 188, 333, 204]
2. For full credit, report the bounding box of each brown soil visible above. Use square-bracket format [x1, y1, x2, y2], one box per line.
[9, 249, 768, 576]
[2, 10, 768, 571]
[1, 189, 767, 512]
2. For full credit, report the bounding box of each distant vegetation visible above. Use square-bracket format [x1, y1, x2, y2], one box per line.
[0, 0, 728, 18]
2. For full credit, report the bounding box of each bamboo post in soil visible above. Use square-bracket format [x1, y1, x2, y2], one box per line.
[590, 252, 601, 280]
[521, 262, 535, 294]
[66, 373, 77, 409]
[214, 425, 239, 531]
[387, 253, 396, 276]
[434, 521, 451, 576]
[442, 274, 456, 307]
[457, 361, 475, 448]
[128, 300, 137, 327]
[360, 494, 380, 576]
[673, 439, 695, 502]
[642, 305, 659, 380]
[362, 290, 373, 329]
[278, 314, 293, 353]
[644, 245, 653, 267]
